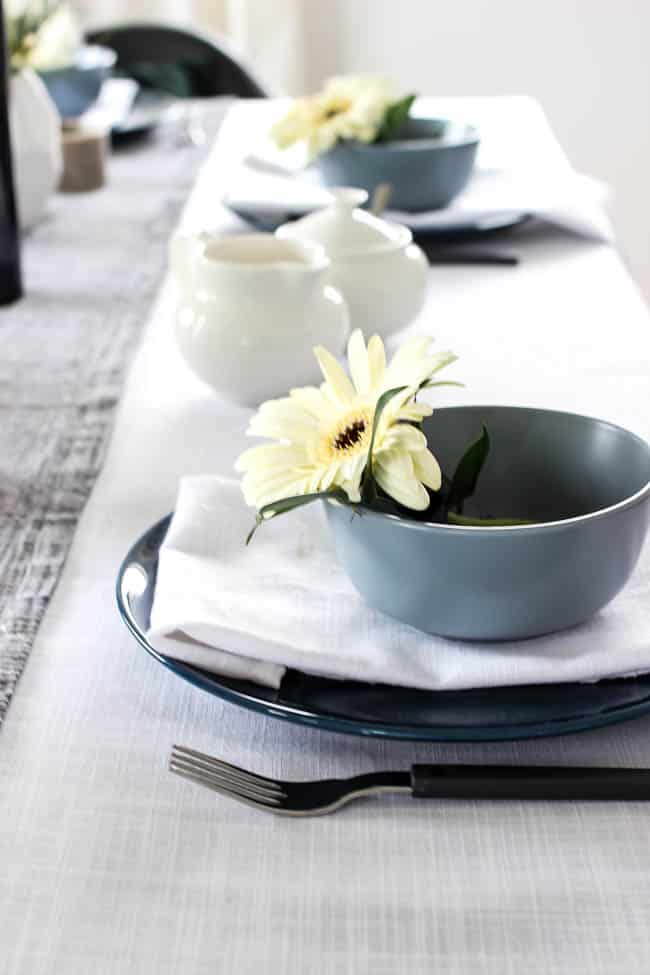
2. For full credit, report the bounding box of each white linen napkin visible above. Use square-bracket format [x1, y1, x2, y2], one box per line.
[147, 476, 650, 691]
[81, 78, 139, 130]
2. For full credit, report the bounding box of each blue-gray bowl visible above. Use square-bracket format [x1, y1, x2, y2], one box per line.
[317, 117, 479, 212]
[38, 45, 116, 118]
[326, 405, 650, 641]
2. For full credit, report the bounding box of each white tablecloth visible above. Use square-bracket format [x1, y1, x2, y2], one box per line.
[1, 98, 650, 974]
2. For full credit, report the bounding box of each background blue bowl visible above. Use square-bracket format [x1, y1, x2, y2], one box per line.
[317, 117, 479, 211]
[326, 405, 650, 640]
[39, 44, 116, 118]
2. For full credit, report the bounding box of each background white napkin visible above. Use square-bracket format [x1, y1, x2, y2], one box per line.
[148, 476, 650, 691]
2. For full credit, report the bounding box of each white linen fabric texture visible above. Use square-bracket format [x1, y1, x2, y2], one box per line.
[4, 98, 650, 975]
[148, 475, 650, 691]
[224, 96, 613, 242]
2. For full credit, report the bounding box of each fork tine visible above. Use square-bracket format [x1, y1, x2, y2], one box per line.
[170, 762, 282, 806]
[169, 757, 285, 804]
[172, 760, 284, 800]
[170, 763, 282, 809]
[171, 745, 285, 794]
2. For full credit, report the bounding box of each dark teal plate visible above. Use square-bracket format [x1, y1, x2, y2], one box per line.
[116, 516, 650, 741]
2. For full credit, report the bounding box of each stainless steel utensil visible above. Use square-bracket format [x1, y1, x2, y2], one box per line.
[169, 745, 650, 817]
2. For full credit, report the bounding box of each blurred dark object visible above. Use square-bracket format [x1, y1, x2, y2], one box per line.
[85, 22, 269, 99]
[0, 1, 22, 305]
[417, 243, 519, 266]
[39, 44, 116, 118]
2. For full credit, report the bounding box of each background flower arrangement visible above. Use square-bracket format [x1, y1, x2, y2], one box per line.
[4, 2, 86, 229]
[269, 73, 474, 211]
[5, 1, 79, 73]
[271, 75, 418, 159]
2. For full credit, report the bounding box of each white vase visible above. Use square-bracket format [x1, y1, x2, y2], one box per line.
[9, 69, 63, 230]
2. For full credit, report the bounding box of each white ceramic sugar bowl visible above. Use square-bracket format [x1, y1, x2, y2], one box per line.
[275, 188, 429, 339]
[170, 232, 349, 406]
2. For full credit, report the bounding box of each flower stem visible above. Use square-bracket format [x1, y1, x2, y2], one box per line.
[447, 513, 535, 527]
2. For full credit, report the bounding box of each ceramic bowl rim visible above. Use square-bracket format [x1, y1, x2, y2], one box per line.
[329, 118, 480, 154]
[38, 43, 117, 77]
[74, 44, 117, 70]
[333, 404, 650, 535]
[201, 233, 330, 273]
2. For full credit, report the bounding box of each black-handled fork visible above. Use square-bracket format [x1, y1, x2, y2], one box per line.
[169, 745, 650, 817]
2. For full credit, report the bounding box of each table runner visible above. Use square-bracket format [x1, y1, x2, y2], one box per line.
[2, 98, 650, 974]
[0, 101, 227, 725]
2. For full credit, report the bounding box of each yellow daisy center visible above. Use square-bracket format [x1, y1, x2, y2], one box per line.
[318, 97, 352, 121]
[318, 407, 373, 463]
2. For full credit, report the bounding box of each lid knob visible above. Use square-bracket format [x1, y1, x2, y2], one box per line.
[328, 187, 369, 210]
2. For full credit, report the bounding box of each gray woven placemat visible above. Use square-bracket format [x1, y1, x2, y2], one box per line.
[0, 102, 228, 726]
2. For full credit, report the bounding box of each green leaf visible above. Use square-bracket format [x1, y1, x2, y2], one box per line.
[418, 380, 466, 390]
[447, 425, 490, 515]
[377, 93, 416, 142]
[361, 386, 408, 505]
[364, 493, 405, 518]
[246, 488, 350, 544]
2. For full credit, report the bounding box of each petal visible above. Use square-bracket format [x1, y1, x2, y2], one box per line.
[398, 401, 433, 422]
[373, 385, 415, 430]
[422, 350, 458, 381]
[235, 442, 309, 473]
[316, 462, 340, 492]
[313, 346, 356, 405]
[241, 462, 311, 490]
[248, 399, 318, 442]
[340, 475, 362, 503]
[380, 423, 428, 453]
[384, 337, 458, 397]
[412, 448, 442, 491]
[270, 104, 311, 148]
[305, 468, 327, 494]
[347, 329, 369, 394]
[385, 336, 433, 386]
[366, 335, 386, 390]
[240, 451, 336, 506]
[374, 452, 430, 511]
[240, 470, 307, 509]
[340, 450, 368, 485]
[405, 352, 458, 392]
[289, 385, 336, 422]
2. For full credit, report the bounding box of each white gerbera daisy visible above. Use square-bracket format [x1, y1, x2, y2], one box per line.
[271, 75, 397, 159]
[235, 330, 457, 513]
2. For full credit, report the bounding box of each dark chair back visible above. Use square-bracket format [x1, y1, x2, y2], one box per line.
[86, 22, 269, 98]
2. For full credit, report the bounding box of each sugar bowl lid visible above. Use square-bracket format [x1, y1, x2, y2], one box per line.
[275, 188, 411, 256]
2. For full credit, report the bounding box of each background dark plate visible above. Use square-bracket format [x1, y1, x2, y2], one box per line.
[116, 516, 650, 741]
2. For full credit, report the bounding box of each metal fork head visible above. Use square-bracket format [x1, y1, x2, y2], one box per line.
[170, 745, 288, 811]
[169, 745, 407, 816]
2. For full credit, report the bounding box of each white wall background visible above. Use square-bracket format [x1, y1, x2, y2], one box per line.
[300, 0, 650, 302]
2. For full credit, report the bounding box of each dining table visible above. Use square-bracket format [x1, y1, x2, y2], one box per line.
[1, 94, 650, 974]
